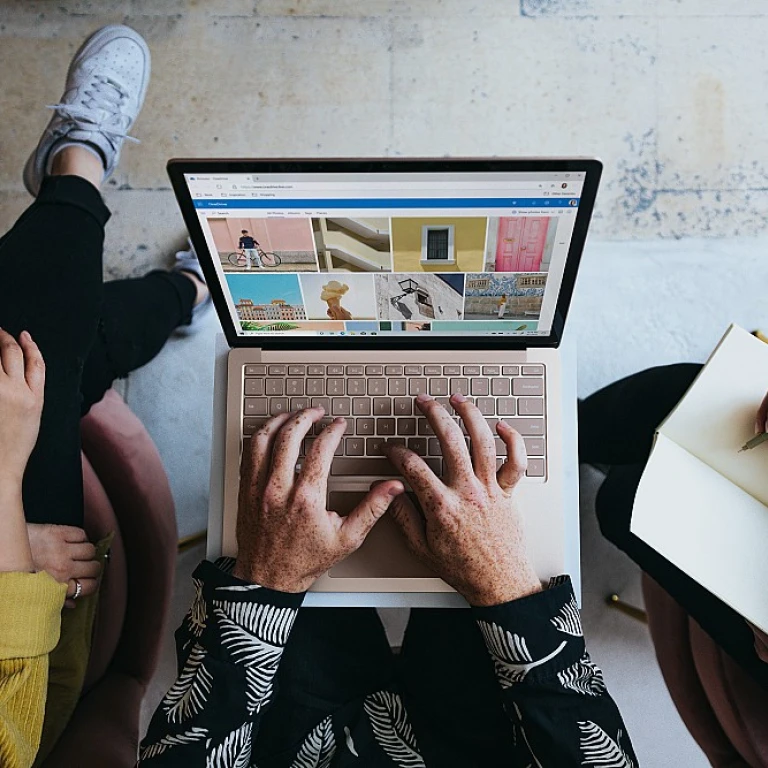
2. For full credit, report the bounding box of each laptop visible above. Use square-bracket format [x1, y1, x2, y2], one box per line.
[168, 158, 602, 594]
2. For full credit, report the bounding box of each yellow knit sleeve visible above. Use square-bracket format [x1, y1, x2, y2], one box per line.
[0, 571, 66, 768]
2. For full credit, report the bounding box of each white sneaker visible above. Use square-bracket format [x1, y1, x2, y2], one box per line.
[23, 24, 151, 196]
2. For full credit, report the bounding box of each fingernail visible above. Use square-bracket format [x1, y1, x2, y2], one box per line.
[452, 393, 468, 403]
[388, 484, 404, 497]
[333, 417, 346, 424]
[416, 393, 432, 403]
[20, 330, 30, 341]
[497, 419, 508, 430]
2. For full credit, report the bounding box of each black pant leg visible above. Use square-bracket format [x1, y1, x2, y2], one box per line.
[397, 609, 514, 768]
[253, 608, 396, 765]
[79, 270, 196, 413]
[0, 176, 110, 526]
[597, 464, 768, 690]
[578, 363, 702, 465]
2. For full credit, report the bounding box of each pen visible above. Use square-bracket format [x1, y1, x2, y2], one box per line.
[739, 432, 768, 453]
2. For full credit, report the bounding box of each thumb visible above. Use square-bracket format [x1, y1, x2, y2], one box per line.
[387, 491, 429, 560]
[341, 480, 404, 549]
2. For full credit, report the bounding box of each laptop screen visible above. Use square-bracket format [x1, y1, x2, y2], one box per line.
[184, 170, 585, 339]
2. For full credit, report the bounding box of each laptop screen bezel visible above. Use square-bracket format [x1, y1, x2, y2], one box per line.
[167, 157, 602, 350]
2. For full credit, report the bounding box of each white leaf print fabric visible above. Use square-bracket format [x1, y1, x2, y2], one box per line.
[550, 595, 583, 637]
[188, 578, 207, 638]
[478, 621, 567, 687]
[578, 721, 636, 767]
[213, 600, 298, 714]
[163, 643, 214, 723]
[290, 716, 336, 768]
[363, 691, 425, 768]
[557, 656, 606, 697]
[139, 726, 208, 760]
[206, 722, 252, 768]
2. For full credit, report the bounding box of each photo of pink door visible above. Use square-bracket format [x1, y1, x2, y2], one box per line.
[493, 217, 550, 272]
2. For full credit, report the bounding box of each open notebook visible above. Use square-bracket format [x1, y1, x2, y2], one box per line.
[630, 324, 768, 633]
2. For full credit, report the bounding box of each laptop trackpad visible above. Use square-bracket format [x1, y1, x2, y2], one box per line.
[328, 491, 436, 579]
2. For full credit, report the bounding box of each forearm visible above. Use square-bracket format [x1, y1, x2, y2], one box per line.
[0, 482, 33, 573]
[474, 577, 638, 767]
[139, 558, 304, 765]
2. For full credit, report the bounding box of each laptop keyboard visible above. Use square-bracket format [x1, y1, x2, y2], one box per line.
[241, 364, 546, 478]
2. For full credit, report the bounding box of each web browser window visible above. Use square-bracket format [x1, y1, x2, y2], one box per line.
[185, 171, 584, 339]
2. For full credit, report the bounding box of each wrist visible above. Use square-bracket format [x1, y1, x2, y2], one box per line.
[463, 567, 542, 607]
[232, 558, 313, 594]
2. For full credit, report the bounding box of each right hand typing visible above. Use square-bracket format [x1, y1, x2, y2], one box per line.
[383, 393, 541, 607]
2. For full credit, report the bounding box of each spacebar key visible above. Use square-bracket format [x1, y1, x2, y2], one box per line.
[331, 458, 441, 476]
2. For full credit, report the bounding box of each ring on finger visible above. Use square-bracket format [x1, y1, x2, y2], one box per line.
[71, 578, 83, 601]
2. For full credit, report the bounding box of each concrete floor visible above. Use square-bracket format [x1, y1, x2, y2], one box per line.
[3, 3, 768, 765]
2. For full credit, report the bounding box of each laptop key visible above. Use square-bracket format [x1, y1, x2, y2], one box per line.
[346, 365, 364, 376]
[518, 398, 544, 416]
[404, 365, 423, 375]
[268, 365, 287, 376]
[497, 399, 517, 416]
[526, 458, 546, 477]
[444, 365, 461, 375]
[345, 437, 364, 456]
[366, 437, 386, 456]
[373, 398, 391, 416]
[502, 365, 519, 375]
[418, 419, 435, 436]
[477, 398, 495, 415]
[482, 366, 500, 375]
[352, 398, 371, 416]
[288, 365, 305, 375]
[357, 418, 375, 436]
[306, 379, 325, 396]
[388, 379, 407, 396]
[347, 379, 366, 396]
[507, 418, 545, 436]
[311, 397, 331, 413]
[290, 397, 310, 411]
[265, 379, 284, 396]
[364, 380, 384, 398]
[424, 365, 442, 376]
[524, 438, 545, 456]
[245, 364, 266, 376]
[385, 365, 403, 376]
[450, 378, 469, 395]
[492, 378, 510, 396]
[408, 437, 428, 455]
[513, 378, 544, 396]
[270, 398, 289, 415]
[327, 378, 345, 395]
[365, 365, 383, 375]
[409, 378, 428, 396]
[332, 398, 351, 416]
[314, 417, 334, 435]
[244, 398, 269, 416]
[523, 365, 544, 376]
[327, 365, 344, 376]
[471, 378, 489, 396]
[307, 365, 325, 376]
[463, 365, 481, 375]
[286, 379, 304, 396]
[398, 418, 416, 435]
[393, 397, 412, 415]
[377, 418, 396, 436]
[429, 378, 449, 396]
[244, 379, 264, 396]
[428, 438, 441, 455]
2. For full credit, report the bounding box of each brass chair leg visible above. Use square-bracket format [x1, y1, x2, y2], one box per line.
[606, 593, 648, 624]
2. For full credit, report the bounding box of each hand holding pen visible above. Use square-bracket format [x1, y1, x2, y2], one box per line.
[740, 390, 768, 452]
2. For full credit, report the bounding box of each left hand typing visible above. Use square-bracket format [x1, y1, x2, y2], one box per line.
[232, 407, 404, 591]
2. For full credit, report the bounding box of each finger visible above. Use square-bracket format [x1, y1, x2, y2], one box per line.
[386, 491, 430, 560]
[19, 331, 45, 395]
[71, 559, 103, 580]
[66, 577, 99, 599]
[298, 417, 345, 494]
[756, 391, 768, 434]
[415, 393, 472, 481]
[340, 480, 404, 550]
[382, 442, 444, 508]
[269, 407, 325, 492]
[70, 542, 97, 562]
[240, 411, 293, 506]
[495, 421, 528, 492]
[451, 393, 497, 484]
[60, 526, 89, 544]
[0, 329, 24, 378]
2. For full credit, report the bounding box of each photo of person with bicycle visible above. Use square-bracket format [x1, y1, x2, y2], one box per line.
[207, 216, 319, 273]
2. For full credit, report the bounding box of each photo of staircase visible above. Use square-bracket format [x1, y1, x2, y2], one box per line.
[313, 217, 393, 272]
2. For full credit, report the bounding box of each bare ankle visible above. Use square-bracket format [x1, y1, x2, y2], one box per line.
[50, 145, 104, 189]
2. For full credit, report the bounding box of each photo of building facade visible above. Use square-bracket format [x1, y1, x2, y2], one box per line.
[391, 217, 487, 273]
[235, 298, 306, 321]
[376, 273, 465, 322]
[313, 217, 393, 272]
[463, 273, 547, 321]
[484, 216, 557, 273]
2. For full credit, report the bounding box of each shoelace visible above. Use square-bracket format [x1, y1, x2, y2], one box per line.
[46, 74, 140, 145]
